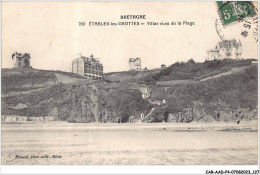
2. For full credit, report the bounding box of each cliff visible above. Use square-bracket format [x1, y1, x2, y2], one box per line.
[1, 59, 258, 123]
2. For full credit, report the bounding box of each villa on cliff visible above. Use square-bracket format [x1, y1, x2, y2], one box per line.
[12, 52, 31, 68]
[207, 39, 242, 60]
[129, 58, 141, 71]
[72, 54, 103, 79]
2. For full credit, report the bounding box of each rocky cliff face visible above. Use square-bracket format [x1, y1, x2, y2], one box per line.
[2, 79, 153, 123]
[66, 84, 98, 122]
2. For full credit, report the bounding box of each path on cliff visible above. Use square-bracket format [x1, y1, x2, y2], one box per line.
[137, 98, 162, 123]
[156, 64, 254, 86]
[1, 87, 50, 98]
[54, 73, 87, 84]
[54, 73, 98, 86]
[137, 107, 156, 123]
[200, 64, 253, 82]
[2, 73, 93, 98]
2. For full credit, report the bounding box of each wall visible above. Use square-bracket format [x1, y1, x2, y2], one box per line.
[1, 115, 55, 122]
[72, 58, 85, 76]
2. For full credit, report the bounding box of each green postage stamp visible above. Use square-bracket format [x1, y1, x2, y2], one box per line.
[217, 1, 257, 26]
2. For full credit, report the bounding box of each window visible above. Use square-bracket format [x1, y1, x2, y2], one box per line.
[19, 58, 21, 61]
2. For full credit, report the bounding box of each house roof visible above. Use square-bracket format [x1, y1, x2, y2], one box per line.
[78, 55, 102, 66]
[129, 58, 141, 62]
[218, 39, 241, 49]
[12, 52, 31, 59]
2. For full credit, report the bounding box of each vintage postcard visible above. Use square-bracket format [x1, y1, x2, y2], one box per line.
[1, 1, 259, 172]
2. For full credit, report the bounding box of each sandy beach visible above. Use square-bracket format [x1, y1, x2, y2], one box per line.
[1, 120, 258, 165]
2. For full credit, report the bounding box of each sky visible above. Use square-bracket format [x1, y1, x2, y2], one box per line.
[2, 2, 258, 73]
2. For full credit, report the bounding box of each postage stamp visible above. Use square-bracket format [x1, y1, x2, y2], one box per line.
[217, 1, 256, 26]
[215, 1, 258, 42]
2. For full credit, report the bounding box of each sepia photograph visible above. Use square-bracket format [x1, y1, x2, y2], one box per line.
[1, 1, 259, 173]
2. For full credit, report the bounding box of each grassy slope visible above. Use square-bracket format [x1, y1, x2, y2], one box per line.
[2, 68, 57, 94]
[139, 59, 253, 84]
[103, 69, 161, 83]
[103, 59, 253, 85]
[1, 68, 86, 94]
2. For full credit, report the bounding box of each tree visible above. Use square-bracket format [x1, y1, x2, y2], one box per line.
[187, 58, 195, 64]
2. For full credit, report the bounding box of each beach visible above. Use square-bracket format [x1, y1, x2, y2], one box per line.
[1, 121, 258, 165]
